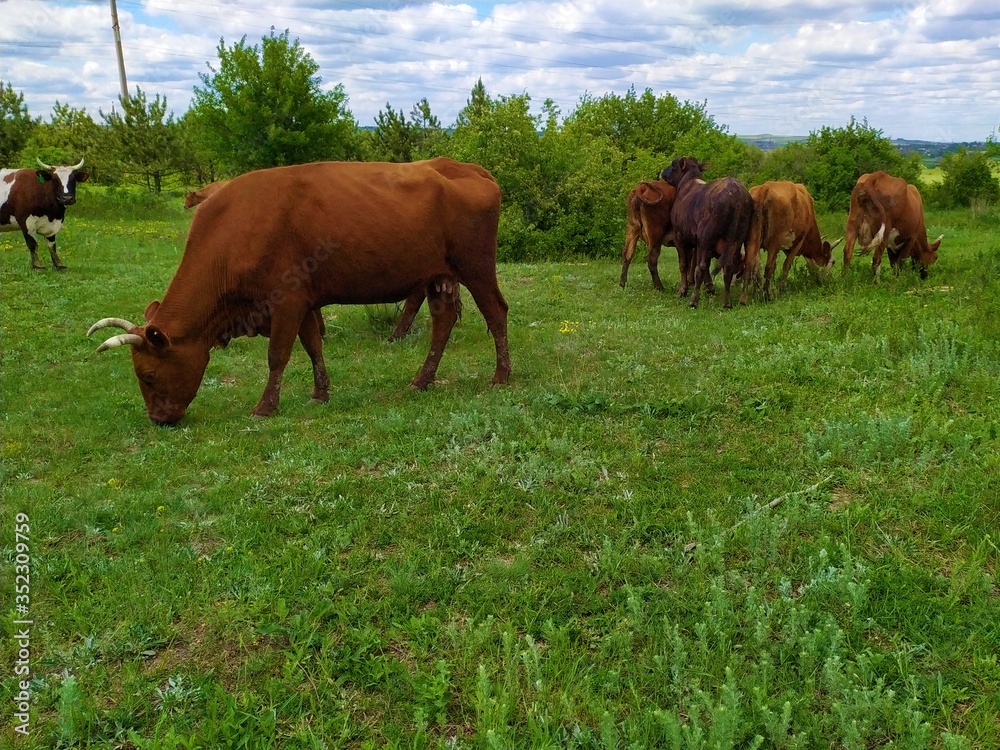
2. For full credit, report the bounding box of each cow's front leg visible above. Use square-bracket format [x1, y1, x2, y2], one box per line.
[872, 244, 885, 280]
[21, 230, 44, 269]
[45, 236, 67, 270]
[298, 310, 330, 404]
[253, 310, 306, 418]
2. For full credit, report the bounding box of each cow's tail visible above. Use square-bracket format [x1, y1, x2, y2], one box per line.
[744, 196, 765, 290]
[855, 183, 889, 255]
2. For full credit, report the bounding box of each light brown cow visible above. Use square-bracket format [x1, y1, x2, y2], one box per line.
[843, 171, 942, 279]
[748, 181, 840, 299]
[88, 158, 509, 424]
[183, 180, 230, 210]
[618, 180, 677, 290]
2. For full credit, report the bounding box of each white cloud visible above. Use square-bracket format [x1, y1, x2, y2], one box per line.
[2, 0, 997, 141]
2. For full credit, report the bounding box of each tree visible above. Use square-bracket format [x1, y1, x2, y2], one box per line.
[0, 81, 37, 165]
[370, 102, 414, 162]
[100, 87, 183, 192]
[803, 116, 920, 212]
[935, 148, 1000, 208]
[409, 98, 447, 159]
[190, 29, 357, 174]
[21, 102, 102, 171]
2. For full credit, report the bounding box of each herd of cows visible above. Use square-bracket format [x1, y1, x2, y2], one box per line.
[2, 156, 943, 425]
[620, 156, 944, 307]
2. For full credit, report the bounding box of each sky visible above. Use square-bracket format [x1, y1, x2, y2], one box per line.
[2, 0, 999, 143]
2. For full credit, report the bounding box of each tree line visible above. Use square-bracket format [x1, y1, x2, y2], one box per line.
[2, 30, 998, 261]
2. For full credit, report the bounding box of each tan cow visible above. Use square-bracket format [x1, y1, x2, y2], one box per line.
[843, 171, 942, 279]
[618, 180, 677, 290]
[183, 180, 230, 210]
[748, 181, 840, 299]
[89, 158, 509, 424]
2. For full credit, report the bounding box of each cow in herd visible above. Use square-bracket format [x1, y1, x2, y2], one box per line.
[1, 158, 88, 269]
[89, 157, 510, 425]
[621, 165, 941, 302]
[658, 156, 758, 308]
[749, 180, 841, 300]
[618, 180, 676, 290]
[843, 170, 942, 279]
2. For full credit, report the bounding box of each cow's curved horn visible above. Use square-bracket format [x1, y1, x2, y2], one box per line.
[829, 237, 844, 250]
[934, 234, 944, 243]
[96, 333, 145, 352]
[70, 157, 85, 170]
[87, 318, 139, 336]
[36, 158, 53, 171]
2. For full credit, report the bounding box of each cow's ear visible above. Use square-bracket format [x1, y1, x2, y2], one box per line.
[146, 325, 170, 350]
[36, 170, 53, 183]
[144, 300, 161, 322]
[76, 171, 90, 183]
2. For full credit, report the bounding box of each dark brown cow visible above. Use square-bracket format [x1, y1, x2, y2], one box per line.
[659, 157, 759, 308]
[1, 158, 88, 269]
[748, 181, 841, 299]
[88, 158, 510, 424]
[843, 171, 942, 279]
[618, 180, 677, 290]
[183, 179, 230, 209]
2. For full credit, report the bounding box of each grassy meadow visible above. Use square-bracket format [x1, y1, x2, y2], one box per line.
[2, 189, 1000, 748]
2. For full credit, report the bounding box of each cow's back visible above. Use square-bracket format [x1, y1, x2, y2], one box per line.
[175, 159, 500, 307]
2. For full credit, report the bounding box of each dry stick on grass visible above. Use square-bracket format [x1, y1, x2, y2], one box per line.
[683, 474, 836, 554]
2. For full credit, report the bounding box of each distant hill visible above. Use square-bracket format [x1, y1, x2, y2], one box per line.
[736, 134, 988, 163]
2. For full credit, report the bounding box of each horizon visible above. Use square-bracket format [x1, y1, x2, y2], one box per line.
[4, 1, 999, 143]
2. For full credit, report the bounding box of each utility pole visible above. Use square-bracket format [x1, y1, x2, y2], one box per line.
[109, 0, 129, 103]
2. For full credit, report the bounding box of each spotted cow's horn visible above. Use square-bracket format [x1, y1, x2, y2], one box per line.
[87, 318, 139, 336]
[70, 157, 85, 170]
[96, 334, 145, 352]
[36, 158, 54, 171]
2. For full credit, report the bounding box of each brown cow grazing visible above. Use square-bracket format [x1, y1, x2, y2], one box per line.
[659, 157, 759, 308]
[618, 180, 677, 290]
[748, 181, 841, 299]
[183, 180, 230, 210]
[88, 158, 510, 425]
[184, 179, 430, 342]
[1, 158, 88, 269]
[843, 171, 942, 279]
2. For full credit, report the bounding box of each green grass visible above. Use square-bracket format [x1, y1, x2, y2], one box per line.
[3, 190, 1000, 748]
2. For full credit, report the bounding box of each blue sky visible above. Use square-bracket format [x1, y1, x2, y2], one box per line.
[2, 0, 998, 142]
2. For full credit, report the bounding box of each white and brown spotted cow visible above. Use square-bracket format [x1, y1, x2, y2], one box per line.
[1, 158, 88, 270]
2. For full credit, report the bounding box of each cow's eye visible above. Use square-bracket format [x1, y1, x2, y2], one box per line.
[139, 372, 156, 385]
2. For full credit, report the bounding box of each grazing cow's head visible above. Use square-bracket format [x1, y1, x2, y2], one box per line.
[659, 156, 710, 187]
[88, 302, 209, 425]
[813, 237, 843, 271]
[36, 158, 89, 206]
[918, 235, 943, 267]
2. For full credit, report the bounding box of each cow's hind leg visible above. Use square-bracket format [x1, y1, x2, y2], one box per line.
[253, 309, 307, 418]
[646, 240, 666, 292]
[460, 273, 511, 386]
[45, 235, 67, 270]
[619, 223, 640, 288]
[298, 309, 331, 405]
[389, 289, 425, 341]
[410, 279, 462, 390]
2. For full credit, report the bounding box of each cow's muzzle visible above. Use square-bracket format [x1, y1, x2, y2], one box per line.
[58, 195, 76, 207]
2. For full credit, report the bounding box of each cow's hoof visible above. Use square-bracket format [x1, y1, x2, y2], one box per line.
[251, 405, 276, 418]
[55, 265, 68, 271]
[409, 380, 431, 391]
[31, 265, 45, 271]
